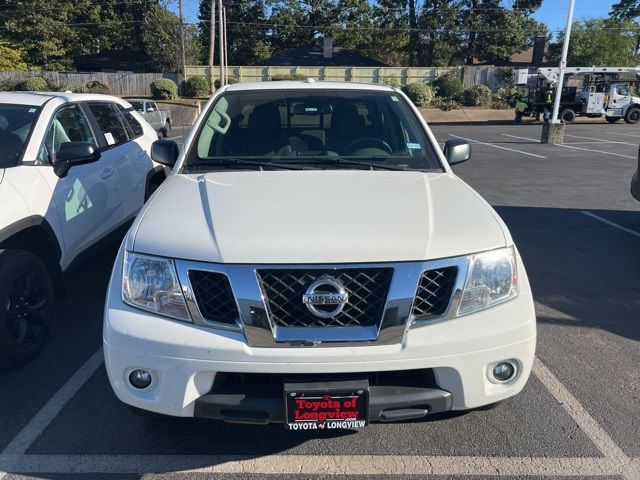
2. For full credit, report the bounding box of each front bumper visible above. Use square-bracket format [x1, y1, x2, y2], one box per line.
[104, 249, 537, 421]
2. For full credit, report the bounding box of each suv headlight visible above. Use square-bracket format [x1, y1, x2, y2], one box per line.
[458, 247, 518, 316]
[122, 251, 191, 321]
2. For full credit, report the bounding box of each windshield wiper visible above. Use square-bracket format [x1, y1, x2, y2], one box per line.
[284, 157, 409, 171]
[190, 158, 306, 171]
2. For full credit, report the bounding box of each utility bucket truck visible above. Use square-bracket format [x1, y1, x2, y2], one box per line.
[514, 67, 640, 124]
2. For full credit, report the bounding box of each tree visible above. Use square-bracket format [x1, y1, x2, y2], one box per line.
[0, 40, 29, 71]
[611, 0, 640, 19]
[548, 18, 640, 67]
[199, 0, 271, 66]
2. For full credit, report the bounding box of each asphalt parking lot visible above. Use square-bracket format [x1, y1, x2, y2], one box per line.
[1, 121, 639, 480]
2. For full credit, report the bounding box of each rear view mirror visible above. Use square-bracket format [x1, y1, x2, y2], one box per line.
[151, 139, 179, 167]
[443, 139, 471, 166]
[53, 141, 101, 178]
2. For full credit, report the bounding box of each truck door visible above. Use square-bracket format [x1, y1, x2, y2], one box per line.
[610, 84, 630, 108]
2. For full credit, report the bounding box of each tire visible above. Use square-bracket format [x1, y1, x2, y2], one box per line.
[560, 109, 575, 124]
[605, 116, 621, 124]
[624, 107, 640, 124]
[160, 120, 171, 138]
[0, 250, 54, 370]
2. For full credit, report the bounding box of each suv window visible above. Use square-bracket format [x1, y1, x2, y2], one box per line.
[0, 104, 41, 167]
[38, 104, 95, 165]
[118, 106, 144, 138]
[88, 102, 129, 146]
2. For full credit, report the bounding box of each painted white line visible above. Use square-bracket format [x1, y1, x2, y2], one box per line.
[564, 133, 637, 146]
[608, 131, 640, 138]
[533, 358, 628, 461]
[449, 134, 546, 158]
[556, 143, 636, 159]
[1, 348, 104, 455]
[581, 211, 640, 238]
[502, 133, 540, 143]
[0, 454, 636, 476]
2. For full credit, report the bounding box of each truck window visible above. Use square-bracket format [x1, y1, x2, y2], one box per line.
[616, 85, 629, 96]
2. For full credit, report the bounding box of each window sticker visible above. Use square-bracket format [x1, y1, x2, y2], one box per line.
[391, 96, 399, 102]
[104, 132, 115, 145]
[406, 142, 421, 149]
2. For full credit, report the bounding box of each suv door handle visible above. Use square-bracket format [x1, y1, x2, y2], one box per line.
[101, 167, 114, 179]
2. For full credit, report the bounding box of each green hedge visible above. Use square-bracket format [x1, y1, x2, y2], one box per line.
[432, 72, 463, 99]
[462, 85, 492, 107]
[16, 77, 48, 92]
[85, 80, 112, 94]
[150, 78, 178, 100]
[401, 83, 434, 107]
[184, 75, 210, 97]
[270, 73, 307, 81]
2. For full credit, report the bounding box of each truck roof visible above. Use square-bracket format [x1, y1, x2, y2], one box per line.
[224, 80, 397, 92]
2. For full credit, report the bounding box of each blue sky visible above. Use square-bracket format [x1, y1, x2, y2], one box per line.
[174, 0, 618, 31]
[534, 0, 617, 32]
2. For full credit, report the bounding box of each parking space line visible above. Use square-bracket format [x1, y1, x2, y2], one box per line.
[607, 131, 639, 138]
[556, 143, 636, 159]
[581, 211, 640, 238]
[449, 134, 546, 158]
[564, 134, 637, 146]
[533, 358, 628, 462]
[501, 133, 541, 143]
[0, 453, 636, 476]
[1, 348, 104, 456]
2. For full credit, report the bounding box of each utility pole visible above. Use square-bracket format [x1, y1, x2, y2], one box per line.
[223, 5, 228, 85]
[218, 0, 225, 88]
[541, 0, 575, 144]
[209, 0, 216, 93]
[178, 0, 187, 86]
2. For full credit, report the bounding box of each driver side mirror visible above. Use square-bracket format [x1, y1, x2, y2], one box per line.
[147, 107, 156, 112]
[151, 139, 179, 167]
[443, 139, 471, 166]
[53, 141, 101, 178]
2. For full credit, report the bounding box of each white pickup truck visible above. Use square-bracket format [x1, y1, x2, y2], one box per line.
[128, 99, 172, 137]
[104, 81, 536, 428]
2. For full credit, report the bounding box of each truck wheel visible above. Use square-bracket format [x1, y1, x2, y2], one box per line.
[624, 107, 640, 124]
[0, 250, 54, 370]
[605, 116, 621, 124]
[560, 109, 575, 124]
[160, 120, 171, 138]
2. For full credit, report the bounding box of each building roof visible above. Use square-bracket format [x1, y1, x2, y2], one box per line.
[256, 44, 387, 67]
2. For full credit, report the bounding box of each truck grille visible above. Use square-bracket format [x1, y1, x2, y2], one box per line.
[410, 267, 458, 319]
[256, 268, 394, 328]
[189, 270, 239, 325]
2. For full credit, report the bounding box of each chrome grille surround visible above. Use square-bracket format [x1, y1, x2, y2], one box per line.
[256, 268, 394, 328]
[174, 257, 469, 348]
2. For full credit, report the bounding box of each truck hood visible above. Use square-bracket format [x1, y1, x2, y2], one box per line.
[131, 171, 507, 264]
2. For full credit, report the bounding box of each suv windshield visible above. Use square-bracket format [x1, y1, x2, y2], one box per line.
[0, 104, 40, 168]
[184, 89, 442, 172]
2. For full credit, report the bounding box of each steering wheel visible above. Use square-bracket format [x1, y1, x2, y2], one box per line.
[342, 137, 392, 156]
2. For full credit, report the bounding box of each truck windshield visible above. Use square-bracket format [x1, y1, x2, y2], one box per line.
[129, 101, 144, 112]
[184, 89, 443, 171]
[0, 104, 41, 168]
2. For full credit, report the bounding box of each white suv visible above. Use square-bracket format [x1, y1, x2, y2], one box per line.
[0, 92, 166, 369]
[104, 81, 536, 429]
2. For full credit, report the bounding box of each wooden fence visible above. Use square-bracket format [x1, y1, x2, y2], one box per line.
[0, 71, 182, 96]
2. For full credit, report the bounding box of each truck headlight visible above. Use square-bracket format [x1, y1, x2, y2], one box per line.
[458, 247, 518, 316]
[122, 251, 191, 321]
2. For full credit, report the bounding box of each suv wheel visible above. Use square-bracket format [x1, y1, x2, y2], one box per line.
[0, 250, 54, 369]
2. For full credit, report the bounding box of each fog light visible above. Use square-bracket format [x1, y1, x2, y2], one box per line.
[492, 362, 516, 382]
[129, 369, 152, 389]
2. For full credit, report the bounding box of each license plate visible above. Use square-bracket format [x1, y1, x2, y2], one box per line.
[284, 380, 369, 430]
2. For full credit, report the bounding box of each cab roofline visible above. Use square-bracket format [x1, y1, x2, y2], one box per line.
[223, 80, 397, 92]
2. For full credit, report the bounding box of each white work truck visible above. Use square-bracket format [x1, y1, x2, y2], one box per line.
[104, 81, 536, 428]
[514, 67, 640, 124]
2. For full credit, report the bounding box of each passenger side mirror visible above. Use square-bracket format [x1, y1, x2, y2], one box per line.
[147, 106, 156, 112]
[443, 139, 471, 166]
[53, 141, 101, 178]
[151, 139, 179, 167]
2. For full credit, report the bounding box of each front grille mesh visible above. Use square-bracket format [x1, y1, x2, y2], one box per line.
[257, 268, 393, 328]
[189, 270, 239, 325]
[410, 267, 458, 319]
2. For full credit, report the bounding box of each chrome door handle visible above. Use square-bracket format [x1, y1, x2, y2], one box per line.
[101, 167, 114, 179]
